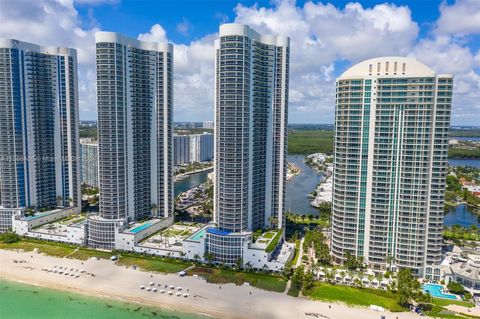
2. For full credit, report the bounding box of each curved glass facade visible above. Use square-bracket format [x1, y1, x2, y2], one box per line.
[331, 58, 452, 276]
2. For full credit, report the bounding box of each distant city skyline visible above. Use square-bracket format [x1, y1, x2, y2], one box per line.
[0, 0, 478, 125]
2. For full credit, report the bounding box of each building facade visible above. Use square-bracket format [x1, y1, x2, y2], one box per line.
[189, 133, 213, 163]
[209, 24, 290, 264]
[331, 57, 452, 277]
[173, 134, 190, 166]
[90, 32, 173, 249]
[0, 39, 81, 232]
[173, 133, 213, 166]
[202, 121, 214, 129]
[80, 138, 99, 188]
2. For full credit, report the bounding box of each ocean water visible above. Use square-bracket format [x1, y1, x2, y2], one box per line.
[0, 279, 210, 319]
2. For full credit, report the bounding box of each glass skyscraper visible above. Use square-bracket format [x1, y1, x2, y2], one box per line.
[88, 32, 173, 249]
[0, 39, 81, 232]
[80, 138, 99, 188]
[331, 57, 452, 277]
[208, 24, 290, 264]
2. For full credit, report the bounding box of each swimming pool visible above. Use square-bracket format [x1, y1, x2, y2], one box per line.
[423, 283, 458, 300]
[129, 222, 153, 234]
[189, 229, 206, 241]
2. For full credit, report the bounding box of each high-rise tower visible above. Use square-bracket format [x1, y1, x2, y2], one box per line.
[208, 24, 290, 264]
[0, 39, 81, 232]
[88, 32, 173, 249]
[331, 57, 452, 276]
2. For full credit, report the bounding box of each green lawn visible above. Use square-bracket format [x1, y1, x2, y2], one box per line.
[307, 283, 405, 312]
[0, 238, 188, 273]
[0, 239, 77, 257]
[187, 266, 287, 292]
[431, 298, 475, 308]
[117, 255, 190, 273]
[426, 305, 477, 319]
[68, 248, 112, 260]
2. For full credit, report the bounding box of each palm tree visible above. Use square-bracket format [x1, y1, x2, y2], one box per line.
[452, 224, 461, 237]
[368, 274, 375, 287]
[193, 254, 200, 263]
[235, 257, 243, 270]
[204, 252, 215, 264]
[262, 264, 269, 273]
[325, 268, 335, 284]
[386, 255, 395, 271]
[470, 225, 478, 240]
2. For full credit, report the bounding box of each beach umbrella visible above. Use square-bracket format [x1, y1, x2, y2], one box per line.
[149, 282, 154, 286]
[139, 285, 145, 289]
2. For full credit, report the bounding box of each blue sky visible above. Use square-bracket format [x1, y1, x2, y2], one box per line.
[1, 0, 479, 125]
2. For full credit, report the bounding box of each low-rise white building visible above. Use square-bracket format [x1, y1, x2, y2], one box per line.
[12, 207, 86, 245]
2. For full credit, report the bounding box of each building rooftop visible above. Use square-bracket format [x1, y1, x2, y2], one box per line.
[338, 56, 445, 79]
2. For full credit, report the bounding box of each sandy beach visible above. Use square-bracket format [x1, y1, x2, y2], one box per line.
[0, 249, 425, 319]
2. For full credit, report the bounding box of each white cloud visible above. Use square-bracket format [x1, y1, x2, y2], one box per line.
[137, 25, 216, 121]
[436, 0, 480, 35]
[0, 0, 98, 119]
[234, 0, 419, 123]
[410, 35, 480, 124]
[74, 0, 117, 4]
[2, 0, 478, 125]
[138, 24, 168, 43]
[176, 18, 192, 36]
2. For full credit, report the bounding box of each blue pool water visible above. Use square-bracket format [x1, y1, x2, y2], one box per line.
[129, 222, 153, 234]
[423, 284, 458, 300]
[189, 229, 206, 241]
[24, 211, 52, 221]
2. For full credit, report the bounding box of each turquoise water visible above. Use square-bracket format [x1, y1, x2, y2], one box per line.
[0, 279, 211, 319]
[189, 228, 206, 241]
[423, 283, 458, 300]
[24, 211, 52, 220]
[130, 222, 153, 234]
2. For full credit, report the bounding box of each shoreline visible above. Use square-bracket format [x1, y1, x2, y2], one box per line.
[287, 162, 301, 181]
[174, 166, 213, 181]
[1, 276, 216, 319]
[0, 249, 424, 319]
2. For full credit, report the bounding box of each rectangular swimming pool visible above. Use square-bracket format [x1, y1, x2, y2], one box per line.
[129, 222, 153, 234]
[423, 283, 458, 300]
[189, 229, 206, 241]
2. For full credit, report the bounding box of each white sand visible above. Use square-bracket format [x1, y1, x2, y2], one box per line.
[0, 249, 425, 319]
